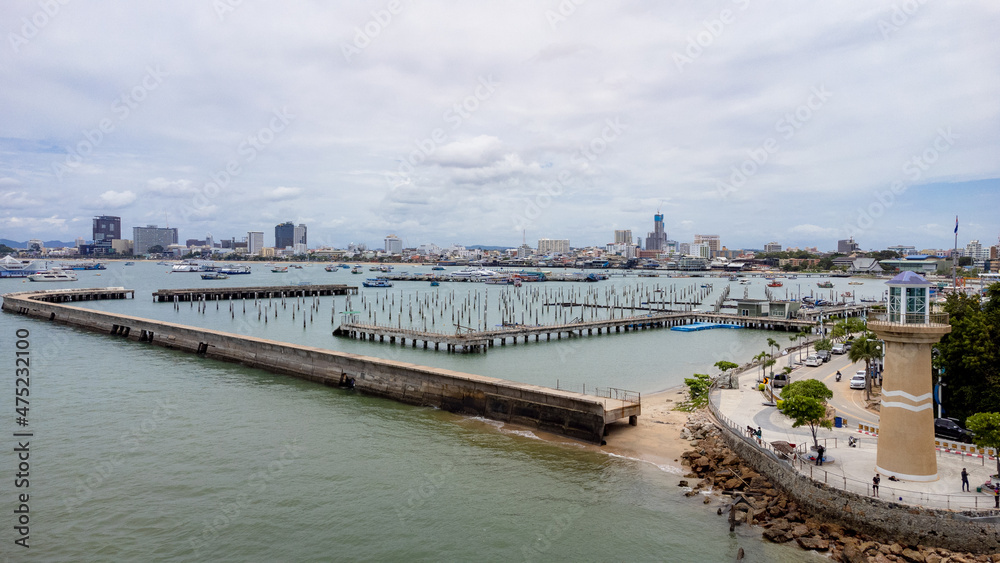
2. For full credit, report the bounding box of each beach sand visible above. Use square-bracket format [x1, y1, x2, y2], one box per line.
[599, 387, 692, 472]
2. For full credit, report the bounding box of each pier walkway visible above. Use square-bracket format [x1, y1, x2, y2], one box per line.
[152, 284, 358, 302]
[334, 311, 822, 353]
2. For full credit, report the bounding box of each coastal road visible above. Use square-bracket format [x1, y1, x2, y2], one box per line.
[786, 353, 880, 428]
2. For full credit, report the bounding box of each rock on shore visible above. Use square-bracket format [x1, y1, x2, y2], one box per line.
[679, 412, 1000, 563]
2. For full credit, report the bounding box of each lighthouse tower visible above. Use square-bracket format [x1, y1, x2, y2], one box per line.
[868, 271, 951, 481]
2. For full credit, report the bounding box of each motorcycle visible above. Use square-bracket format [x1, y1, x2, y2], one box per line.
[835, 371, 842, 382]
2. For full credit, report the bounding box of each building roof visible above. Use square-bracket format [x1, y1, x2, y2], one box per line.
[886, 271, 931, 285]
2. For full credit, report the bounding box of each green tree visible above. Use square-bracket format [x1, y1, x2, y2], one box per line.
[936, 285, 1000, 421]
[680, 373, 712, 411]
[754, 351, 768, 382]
[967, 413, 1000, 477]
[777, 395, 832, 450]
[848, 335, 883, 400]
[814, 338, 833, 353]
[780, 379, 833, 402]
[715, 360, 739, 388]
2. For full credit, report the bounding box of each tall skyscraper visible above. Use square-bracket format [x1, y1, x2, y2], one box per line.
[764, 241, 782, 253]
[248, 231, 264, 255]
[384, 234, 402, 255]
[614, 230, 633, 244]
[644, 212, 667, 252]
[93, 215, 121, 242]
[275, 221, 295, 249]
[133, 225, 178, 255]
[838, 238, 860, 253]
[293, 223, 307, 254]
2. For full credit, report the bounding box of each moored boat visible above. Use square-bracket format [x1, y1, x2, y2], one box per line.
[201, 271, 229, 280]
[817, 281, 834, 288]
[363, 278, 393, 288]
[28, 268, 78, 282]
[351, 265, 363, 274]
[271, 266, 288, 273]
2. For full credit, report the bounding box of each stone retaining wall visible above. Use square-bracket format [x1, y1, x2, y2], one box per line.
[2, 291, 609, 443]
[711, 401, 1000, 553]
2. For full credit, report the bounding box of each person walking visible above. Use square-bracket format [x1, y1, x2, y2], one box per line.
[961, 468, 970, 492]
[872, 473, 880, 497]
[815, 444, 825, 466]
[995, 486, 999, 509]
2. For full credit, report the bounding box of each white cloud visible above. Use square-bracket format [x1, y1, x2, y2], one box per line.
[266, 187, 303, 200]
[0, 191, 41, 208]
[98, 190, 137, 208]
[146, 178, 199, 197]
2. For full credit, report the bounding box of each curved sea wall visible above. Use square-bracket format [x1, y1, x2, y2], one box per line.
[2, 289, 613, 443]
[707, 395, 1000, 554]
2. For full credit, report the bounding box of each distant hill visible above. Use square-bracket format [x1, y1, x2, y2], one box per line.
[0, 239, 78, 249]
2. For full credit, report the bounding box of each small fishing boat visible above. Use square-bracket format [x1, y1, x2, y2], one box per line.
[431, 266, 446, 271]
[325, 264, 337, 272]
[123, 261, 135, 266]
[271, 266, 288, 273]
[767, 281, 783, 287]
[201, 272, 229, 280]
[351, 265, 363, 274]
[430, 281, 440, 287]
[817, 281, 834, 288]
[363, 278, 393, 288]
[848, 281, 863, 285]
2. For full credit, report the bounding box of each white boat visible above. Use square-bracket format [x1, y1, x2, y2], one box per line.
[0, 255, 46, 278]
[201, 271, 229, 280]
[447, 267, 502, 281]
[28, 268, 78, 282]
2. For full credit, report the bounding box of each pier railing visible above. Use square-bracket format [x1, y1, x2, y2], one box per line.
[593, 387, 641, 404]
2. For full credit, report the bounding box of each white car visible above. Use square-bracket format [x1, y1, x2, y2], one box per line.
[849, 373, 867, 390]
[804, 355, 822, 367]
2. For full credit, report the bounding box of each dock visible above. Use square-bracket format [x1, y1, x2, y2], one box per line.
[3, 287, 639, 444]
[334, 310, 823, 353]
[152, 284, 358, 302]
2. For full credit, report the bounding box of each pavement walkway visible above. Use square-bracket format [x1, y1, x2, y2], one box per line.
[712, 352, 999, 512]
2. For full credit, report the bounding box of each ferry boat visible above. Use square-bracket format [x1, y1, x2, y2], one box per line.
[201, 271, 229, 280]
[61, 261, 106, 271]
[817, 281, 834, 288]
[28, 268, 78, 282]
[449, 267, 503, 281]
[218, 264, 251, 275]
[363, 278, 393, 288]
[0, 255, 46, 278]
[271, 266, 288, 273]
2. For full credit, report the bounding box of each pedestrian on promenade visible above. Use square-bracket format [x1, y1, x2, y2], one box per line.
[961, 468, 970, 492]
[995, 487, 999, 508]
[815, 444, 825, 466]
[872, 473, 880, 497]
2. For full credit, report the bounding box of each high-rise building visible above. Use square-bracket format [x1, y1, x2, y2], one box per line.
[644, 212, 667, 251]
[764, 241, 782, 253]
[838, 238, 860, 253]
[248, 231, 264, 255]
[693, 234, 721, 256]
[537, 239, 570, 255]
[93, 215, 121, 242]
[133, 225, 178, 255]
[689, 242, 711, 258]
[275, 222, 295, 249]
[965, 240, 988, 263]
[384, 234, 403, 255]
[614, 230, 633, 244]
[294, 223, 307, 246]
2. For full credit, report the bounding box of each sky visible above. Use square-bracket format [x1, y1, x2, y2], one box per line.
[1, 1, 998, 252]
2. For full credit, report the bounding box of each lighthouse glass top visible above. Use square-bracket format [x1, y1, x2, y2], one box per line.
[886, 271, 930, 324]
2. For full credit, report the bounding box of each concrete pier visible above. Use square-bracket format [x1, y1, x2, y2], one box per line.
[3, 288, 637, 443]
[152, 284, 357, 302]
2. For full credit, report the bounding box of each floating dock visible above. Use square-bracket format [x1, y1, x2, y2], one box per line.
[670, 322, 743, 332]
[152, 284, 358, 302]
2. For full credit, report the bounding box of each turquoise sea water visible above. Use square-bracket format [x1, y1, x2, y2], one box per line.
[0, 263, 879, 561]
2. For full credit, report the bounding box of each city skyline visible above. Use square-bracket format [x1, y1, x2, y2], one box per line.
[1, 3, 997, 250]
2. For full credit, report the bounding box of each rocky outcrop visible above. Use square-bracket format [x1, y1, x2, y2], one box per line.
[680, 413, 1000, 563]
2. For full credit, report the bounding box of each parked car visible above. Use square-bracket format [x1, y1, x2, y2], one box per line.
[816, 350, 831, 363]
[831, 343, 847, 355]
[849, 373, 867, 389]
[771, 373, 789, 388]
[804, 355, 823, 367]
[934, 418, 975, 443]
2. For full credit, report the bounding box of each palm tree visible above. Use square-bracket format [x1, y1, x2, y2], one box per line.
[755, 351, 768, 383]
[797, 328, 812, 362]
[788, 333, 801, 365]
[848, 335, 883, 401]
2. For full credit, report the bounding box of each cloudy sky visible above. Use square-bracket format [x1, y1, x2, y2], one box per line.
[1, 1, 997, 251]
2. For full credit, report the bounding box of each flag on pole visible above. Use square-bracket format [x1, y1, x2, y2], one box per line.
[954, 215, 959, 234]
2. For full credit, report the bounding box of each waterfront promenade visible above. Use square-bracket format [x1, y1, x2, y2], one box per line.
[711, 353, 1000, 512]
